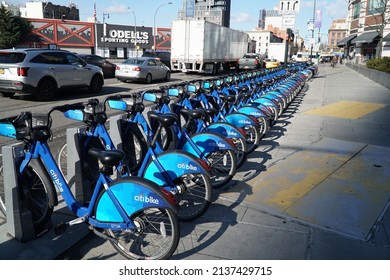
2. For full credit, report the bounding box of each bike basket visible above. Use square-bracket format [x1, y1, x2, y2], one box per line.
[30, 113, 51, 141]
[167, 88, 179, 97]
[107, 99, 129, 111]
[10, 112, 51, 141]
[0, 116, 17, 138]
[63, 109, 85, 121]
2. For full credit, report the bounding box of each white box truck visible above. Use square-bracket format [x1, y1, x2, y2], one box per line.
[170, 20, 249, 74]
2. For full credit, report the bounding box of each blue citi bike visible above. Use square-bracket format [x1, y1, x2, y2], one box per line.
[57, 97, 213, 221]
[0, 105, 180, 260]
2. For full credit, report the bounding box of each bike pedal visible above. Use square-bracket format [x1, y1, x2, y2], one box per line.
[68, 216, 87, 226]
[54, 222, 67, 236]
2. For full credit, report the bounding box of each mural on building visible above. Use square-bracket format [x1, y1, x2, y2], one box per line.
[155, 28, 171, 50]
[23, 19, 94, 47]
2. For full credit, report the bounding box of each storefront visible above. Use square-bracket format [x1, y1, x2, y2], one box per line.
[95, 23, 153, 59]
[350, 31, 380, 60]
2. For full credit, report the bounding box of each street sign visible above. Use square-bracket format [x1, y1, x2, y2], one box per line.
[279, 0, 300, 14]
[282, 14, 296, 29]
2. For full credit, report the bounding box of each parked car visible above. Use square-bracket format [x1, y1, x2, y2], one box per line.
[77, 54, 116, 78]
[141, 51, 171, 69]
[238, 53, 265, 70]
[0, 48, 104, 101]
[115, 57, 171, 84]
[264, 59, 281, 69]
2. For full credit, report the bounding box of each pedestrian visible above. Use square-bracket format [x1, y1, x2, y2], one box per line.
[331, 56, 337, 68]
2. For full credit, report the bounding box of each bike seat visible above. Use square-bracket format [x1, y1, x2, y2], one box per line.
[88, 148, 124, 166]
[148, 112, 178, 127]
[202, 108, 218, 117]
[219, 94, 235, 103]
[179, 108, 204, 120]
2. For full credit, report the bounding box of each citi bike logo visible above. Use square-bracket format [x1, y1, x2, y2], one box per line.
[208, 141, 226, 148]
[177, 162, 198, 171]
[226, 130, 238, 137]
[50, 170, 64, 192]
[238, 119, 251, 125]
[134, 194, 159, 205]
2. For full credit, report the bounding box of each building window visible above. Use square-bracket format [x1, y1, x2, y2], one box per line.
[368, 0, 385, 14]
[353, 2, 360, 19]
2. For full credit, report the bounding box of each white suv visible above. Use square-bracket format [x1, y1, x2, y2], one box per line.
[0, 48, 104, 101]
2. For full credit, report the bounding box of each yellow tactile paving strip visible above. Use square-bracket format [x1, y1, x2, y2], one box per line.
[304, 101, 386, 119]
[223, 139, 390, 240]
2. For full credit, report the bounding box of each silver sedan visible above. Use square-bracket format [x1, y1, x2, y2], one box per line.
[115, 57, 171, 83]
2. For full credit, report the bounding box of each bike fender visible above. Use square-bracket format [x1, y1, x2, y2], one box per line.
[207, 122, 245, 139]
[253, 98, 278, 108]
[143, 150, 210, 186]
[182, 131, 235, 157]
[237, 106, 268, 118]
[95, 176, 175, 222]
[224, 112, 258, 128]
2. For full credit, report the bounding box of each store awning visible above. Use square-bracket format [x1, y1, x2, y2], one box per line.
[337, 34, 357, 47]
[383, 33, 390, 42]
[351, 31, 379, 44]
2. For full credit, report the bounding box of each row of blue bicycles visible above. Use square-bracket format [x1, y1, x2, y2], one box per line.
[0, 62, 317, 260]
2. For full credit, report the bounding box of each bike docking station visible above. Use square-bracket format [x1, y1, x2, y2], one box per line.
[108, 114, 125, 151]
[2, 143, 51, 242]
[66, 126, 97, 204]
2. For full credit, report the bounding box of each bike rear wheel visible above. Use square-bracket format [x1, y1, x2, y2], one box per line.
[232, 137, 247, 169]
[244, 125, 261, 154]
[207, 149, 237, 188]
[106, 207, 180, 260]
[174, 173, 212, 221]
[0, 165, 5, 215]
[257, 117, 270, 139]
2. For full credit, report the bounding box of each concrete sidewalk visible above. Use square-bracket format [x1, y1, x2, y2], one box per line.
[1, 63, 390, 260]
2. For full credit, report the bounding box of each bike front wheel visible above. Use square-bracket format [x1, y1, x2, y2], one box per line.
[207, 149, 237, 188]
[106, 207, 180, 260]
[0, 159, 55, 227]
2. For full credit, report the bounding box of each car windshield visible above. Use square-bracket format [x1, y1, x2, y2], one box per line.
[0, 52, 26, 63]
[124, 58, 143, 65]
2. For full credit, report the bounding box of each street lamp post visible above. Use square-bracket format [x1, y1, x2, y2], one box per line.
[102, 12, 110, 58]
[309, 0, 317, 63]
[128, 8, 137, 57]
[153, 2, 172, 51]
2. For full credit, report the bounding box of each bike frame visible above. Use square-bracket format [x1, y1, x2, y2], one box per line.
[17, 137, 172, 230]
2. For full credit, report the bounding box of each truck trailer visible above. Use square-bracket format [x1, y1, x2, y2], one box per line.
[170, 20, 249, 74]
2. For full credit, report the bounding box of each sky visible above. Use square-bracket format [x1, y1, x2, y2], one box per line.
[8, 0, 349, 41]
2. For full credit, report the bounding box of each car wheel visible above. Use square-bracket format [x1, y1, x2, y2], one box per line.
[35, 79, 57, 101]
[165, 71, 171, 82]
[0, 92, 15, 98]
[145, 73, 152, 84]
[89, 75, 104, 93]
